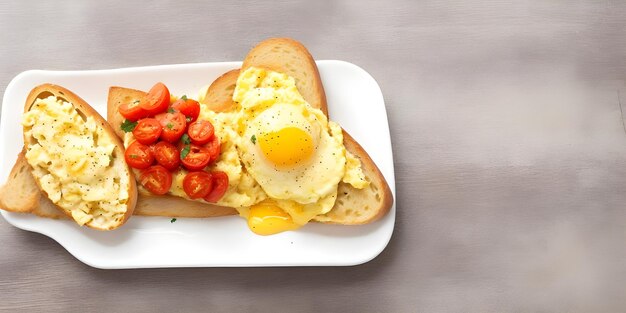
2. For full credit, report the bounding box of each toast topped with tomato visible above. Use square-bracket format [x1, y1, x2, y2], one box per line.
[108, 38, 392, 233]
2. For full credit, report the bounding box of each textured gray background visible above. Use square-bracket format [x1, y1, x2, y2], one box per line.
[2, 1, 626, 312]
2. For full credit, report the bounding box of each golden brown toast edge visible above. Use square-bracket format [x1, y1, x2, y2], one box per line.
[201, 69, 240, 112]
[241, 37, 328, 117]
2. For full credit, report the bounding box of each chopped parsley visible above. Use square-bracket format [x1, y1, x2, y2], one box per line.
[121, 119, 137, 132]
[180, 134, 191, 159]
[168, 107, 176, 113]
[170, 218, 177, 223]
[250, 134, 256, 144]
[129, 154, 138, 159]
[166, 123, 174, 129]
[181, 95, 188, 100]
[181, 133, 191, 145]
[180, 145, 190, 160]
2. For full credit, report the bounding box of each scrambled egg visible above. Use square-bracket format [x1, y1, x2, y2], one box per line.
[22, 96, 130, 228]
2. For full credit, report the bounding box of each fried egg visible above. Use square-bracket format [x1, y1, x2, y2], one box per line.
[232, 67, 361, 234]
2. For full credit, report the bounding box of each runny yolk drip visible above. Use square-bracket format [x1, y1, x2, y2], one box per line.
[259, 127, 313, 167]
[247, 202, 300, 235]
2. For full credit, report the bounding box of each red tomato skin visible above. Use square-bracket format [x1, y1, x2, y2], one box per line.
[139, 165, 173, 195]
[157, 112, 187, 143]
[172, 98, 201, 122]
[133, 118, 162, 145]
[187, 120, 215, 145]
[180, 145, 211, 171]
[152, 141, 180, 170]
[124, 141, 154, 169]
[140, 82, 170, 115]
[119, 100, 148, 121]
[204, 171, 229, 202]
[183, 171, 213, 199]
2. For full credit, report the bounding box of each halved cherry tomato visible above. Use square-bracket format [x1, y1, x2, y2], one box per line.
[204, 171, 229, 202]
[139, 165, 172, 195]
[156, 112, 187, 143]
[187, 120, 215, 145]
[140, 82, 170, 115]
[124, 141, 154, 169]
[205, 135, 221, 163]
[181, 144, 211, 171]
[172, 98, 200, 122]
[153, 141, 180, 171]
[182, 171, 213, 199]
[132, 118, 161, 145]
[119, 99, 147, 121]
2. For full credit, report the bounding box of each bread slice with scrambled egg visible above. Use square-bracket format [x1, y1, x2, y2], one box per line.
[20, 84, 137, 230]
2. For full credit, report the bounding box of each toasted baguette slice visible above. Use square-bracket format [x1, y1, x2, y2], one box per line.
[107, 86, 238, 218]
[21, 84, 137, 230]
[241, 38, 328, 117]
[243, 38, 392, 224]
[0, 151, 67, 219]
[201, 69, 240, 112]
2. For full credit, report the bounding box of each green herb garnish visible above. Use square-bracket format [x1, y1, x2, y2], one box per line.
[129, 154, 138, 159]
[181, 95, 188, 100]
[251, 134, 256, 144]
[180, 145, 190, 159]
[170, 218, 177, 223]
[166, 123, 174, 129]
[181, 134, 191, 145]
[180, 134, 191, 159]
[121, 119, 137, 132]
[168, 107, 176, 113]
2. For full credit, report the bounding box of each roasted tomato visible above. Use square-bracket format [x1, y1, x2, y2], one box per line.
[204, 171, 229, 202]
[182, 171, 213, 199]
[187, 120, 215, 145]
[152, 141, 180, 171]
[180, 144, 211, 171]
[119, 99, 147, 121]
[124, 141, 154, 169]
[172, 98, 201, 122]
[140, 82, 170, 115]
[139, 165, 172, 195]
[205, 135, 221, 163]
[157, 112, 187, 143]
[133, 118, 162, 145]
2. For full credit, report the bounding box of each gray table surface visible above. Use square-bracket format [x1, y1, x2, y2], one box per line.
[2, 1, 626, 312]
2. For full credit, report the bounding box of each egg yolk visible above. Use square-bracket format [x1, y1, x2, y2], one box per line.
[247, 202, 300, 235]
[258, 127, 314, 167]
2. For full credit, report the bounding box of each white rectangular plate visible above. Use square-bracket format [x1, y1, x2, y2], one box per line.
[0, 60, 395, 268]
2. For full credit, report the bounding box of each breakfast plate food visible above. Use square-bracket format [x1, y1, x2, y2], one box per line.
[0, 38, 395, 268]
